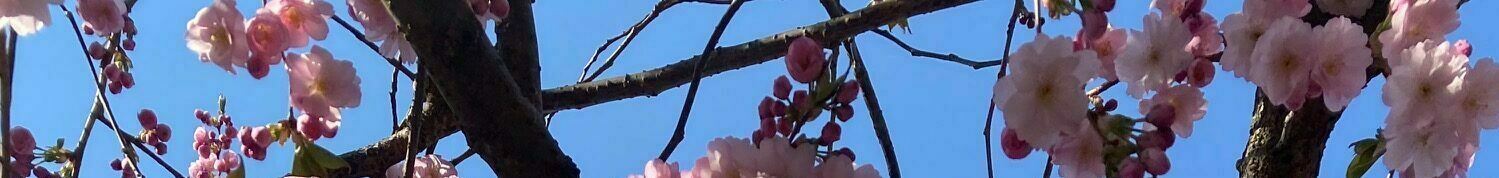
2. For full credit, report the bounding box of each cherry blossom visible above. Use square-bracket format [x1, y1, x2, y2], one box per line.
[385, 154, 459, 178]
[813, 154, 882, 178]
[1049, 122, 1104, 178]
[1219, 13, 1270, 80]
[1185, 12, 1221, 59]
[1378, 0, 1460, 59]
[1453, 40, 1471, 57]
[1316, 0, 1373, 17]
[246, 9, 290, 79]
[349, 0, 418, 63]
[186, 0, 250, 74]
[0, 0, 61, 36]
[1250, 17, 1315, 109]
[265, 0, 334, 48]
[1140, 85, 1206, 138]
[786, 37, 826, 84]
[1086, 27, 1127, 81]
[1384, 41, 1466, 130]
[1452, 58, 1499, 129]
[994, 33, 1098, 148]
[1383, 119, 1464, 178]
[1116, 13, 1191, 98]
[77, 0, 127, 35]
[9, 126, 35, 161]
[239, 126, 272, 160]
[1242, 0, 1311, 19]
[1308, 17, 1372, 111]
[286, 46, 361, 132]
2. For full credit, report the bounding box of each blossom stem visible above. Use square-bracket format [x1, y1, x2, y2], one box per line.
[391, 69, 400, 134]
[657, 0, 748, 161]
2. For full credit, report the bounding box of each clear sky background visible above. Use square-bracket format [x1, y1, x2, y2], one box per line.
[5, 0, 1497, 177]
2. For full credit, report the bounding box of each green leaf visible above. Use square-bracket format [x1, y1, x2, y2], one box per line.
[305, 143, 349, 169]
[227, 163, 246, 178]
[289, 139, 350, 177]
[1346, 137, 1384, 178]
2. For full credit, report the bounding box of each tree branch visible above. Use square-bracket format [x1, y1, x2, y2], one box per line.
[540, 0, 979, 112]
[869, 29, 1002, 69]
[579, 0, 679, 83]
[334, 90, 456, 177]
[500, 0, 543, 108]
[657, 0, 747, 161]
[383, 0, 578, 176]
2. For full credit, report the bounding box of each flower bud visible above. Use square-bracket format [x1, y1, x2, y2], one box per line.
[489, 0, 511, 22]
[1145, 105, 1177, 128]
[194, 109, 212, 124]
[155, 124, 173, 142]
[836, 80, 861, 104]
[88, 42, 107, 60]
[834, 105, 854, 122]
[758, 97, 776, 119]
[138, 109, 158, 129]
[773, 76, 792, 100]
[1142, 148, 1171, 175]
[1001, 128, 1032, 159]
[819, 122, 842, 146]
[785, 37, 825, 83]
[1119, 158, 1145, 178]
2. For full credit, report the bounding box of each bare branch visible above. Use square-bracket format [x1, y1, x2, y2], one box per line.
[869, 29, 1002, 69]
[658, 0, 748, 161]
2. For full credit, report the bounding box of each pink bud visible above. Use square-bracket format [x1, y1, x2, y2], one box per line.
[1103, 99, 1118, 111]
[10, 126, 36, 156]
[834, 105, 854, 122]
[1142, 148, 1171, 175]
[110, 159, 124, 170]
[489, 0, 510, 22]
[1000, 128, 1032, 159]
[752, 130, 767, 145]
[1454, 40, 1472, 57]
[1119, 158, 1145, 178]
[298, 116, 326, 141]
[220, 151, 241, 172]
[153, 142, 168, 155]
[770, 101, 787, 117]
[155, 124, 173, 142]
[1188, 58, 1214, 87]
[84, 26, 96, 35]
[759, 117, 777, 134]
[1094, 0, 1115, 11]
[835, 147, 856, 161]
[758, 97, 776, 119]
[836, 80, 861, 104]
[88, 42, 107, 60]
[218, 114, 233, 127]
[819, 122, 842, 146]
[785, 37, 826, 83]
[323, 121, 340, 138]
[221, 126, 236, 142]
[123, 38, 136, 51]
[1173, 70, 1188, 83]
[247, 55, 273, 79]
[470, 0, 489, 17]
[194, 109, 212, 124]
[777, 117, 794, 136]
[790, 90, 810, 113]
[103, 64, 122, 80]
[1079, 10, 1108, 43]
[137, 109, 158, 129]
[1137, 128, 1176, 149]
[109, 81, 124, 94]
[123, 19, 137, 34]
[32, 165, 52, 178]
[1145, 105, 1177, 128]
[1181, 0, 1204, 19]
[120, 73, 135, 88]
[773, 76, 792, 100]
[10, 162, 33, 177]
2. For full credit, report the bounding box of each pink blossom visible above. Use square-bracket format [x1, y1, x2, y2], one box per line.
[629, 159, 684, 178]
[1453, 40, 1471, 57]
[286, 46, 362, 121]
[1141, 148, 1171, 175]
[239, 126, 272, 160]
[1383, 119, 1463, 178]
[245, 9, 290, 78]
[1378, 0, 1460, 59]
[1242, 0, 1311, 19]
[0, 0, 61, 36]
[773, 76, 791, 99]
[216, 151, 241, 173]
[1453, 58, 1499, 129]
[77, 0, 126, 35]
[687, 136, 816, 178]
[297, 114, 340, 140]
[1117, 13, 1192, 98]
[1185, 12, 1221, 59]
[1308, 17, 1372, 111]
[8, 126, 35, 160]
[786, 37, 826, 83]
[1139, 85, 1206, 138]
[348, 0, 418, 63]
[813, 154, 881, 178]
[385, 154, 459, 178]
[1089, 27, 1127, 81]
[264, 0, 334, 48]
[1250, 17, 1315, 109]
[1384, 40, 1466, 130]
[1049, 122, 1105, 178]
[1078, 10, 1108, 42]
[836, 80, 860, 104]
[1316, 0, 1373, 17]
[188, 155, 216, 178]
[186, 0, 250, 74]
[994, 33, 1098, 148]
[1119, 158, 1145, 178]
[1219, 13, 1271, 80]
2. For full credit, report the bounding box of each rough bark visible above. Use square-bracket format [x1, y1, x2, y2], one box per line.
[335, 91, 457, 177]
[500, 0, 543, 107]
[384, 0, 579, 176]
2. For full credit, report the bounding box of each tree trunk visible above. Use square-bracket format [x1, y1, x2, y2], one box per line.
[1236, 90, 1344, 178]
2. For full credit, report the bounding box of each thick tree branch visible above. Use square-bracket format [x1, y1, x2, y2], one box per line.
[335, 90, 456, 177]
[541, 0, 979, 112]
[383, 0, 578, 176]
[501, 0, 543, 108]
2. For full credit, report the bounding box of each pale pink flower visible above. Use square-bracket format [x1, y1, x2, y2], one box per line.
[1316, 0, 1373, 17]
[8, 126, 35, 160]
[994, 33, 1098, 148]
[1219, 13, 1270, 80]
[813, 154, 881, 178]
[264, 0, 334, 48]
[1250, 17, 1315, 109]
[1308, 17, 1372, 111]
[1378, 0, 1460, 59]
[1242, 0, 1311, 19]
[245, 9, 290, 79]
[1089, 27, 1127, 81]
[749, 136, 817, 177]
[286, 45, 362, 120]
[1383, 119, 1463, 178]
[1139, 85, 1206, 138]
[1383, 40, 1466, 130]
[186, 0, 250, 74]
[0, 0, 61, 36]
[385, 154, 459, 178]
[1452, 58, 1499, 129]
[629, 159, 684, 178]
[1116, 13, 1192, 98]
[1049, 122, 1105, 178]
[1185, 12, 1221, 59]
[77, 0, 126, 35]
[348, 0, 418, 63]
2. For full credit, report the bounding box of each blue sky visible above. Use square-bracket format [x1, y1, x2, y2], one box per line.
[5, 0, 1497, 177]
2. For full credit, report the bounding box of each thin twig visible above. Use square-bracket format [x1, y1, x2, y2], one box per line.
[658, 0, 748, 161]
[1042, 156, 1053, 178]
[391, 69, 400, 134]
[402, 73, 427, 178]
[329, 15, 416, 78]
[983, 101, 996, 178]
[67, 98, 103, 178]
[993, 1, 1024, 178]
[1086, 80, 1119, 96]
[869, 29, 1002, 69]
[450, 149, 478, 165]
[0, 26, 12, 178]
[579, 0, 678, 83]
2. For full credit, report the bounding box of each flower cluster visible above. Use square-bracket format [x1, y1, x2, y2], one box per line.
[75, 0, 144, 95]
[629, 136, 880, 178]
[383, 154, 459, 178]
[186, 0, 335, 79]
[1220, 2, 1373, 110]
[187, 108, 248, 178]
[286, 46, 359, 141]
[136, 109, 175, 155]
[1382, 40, 1496, 178]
